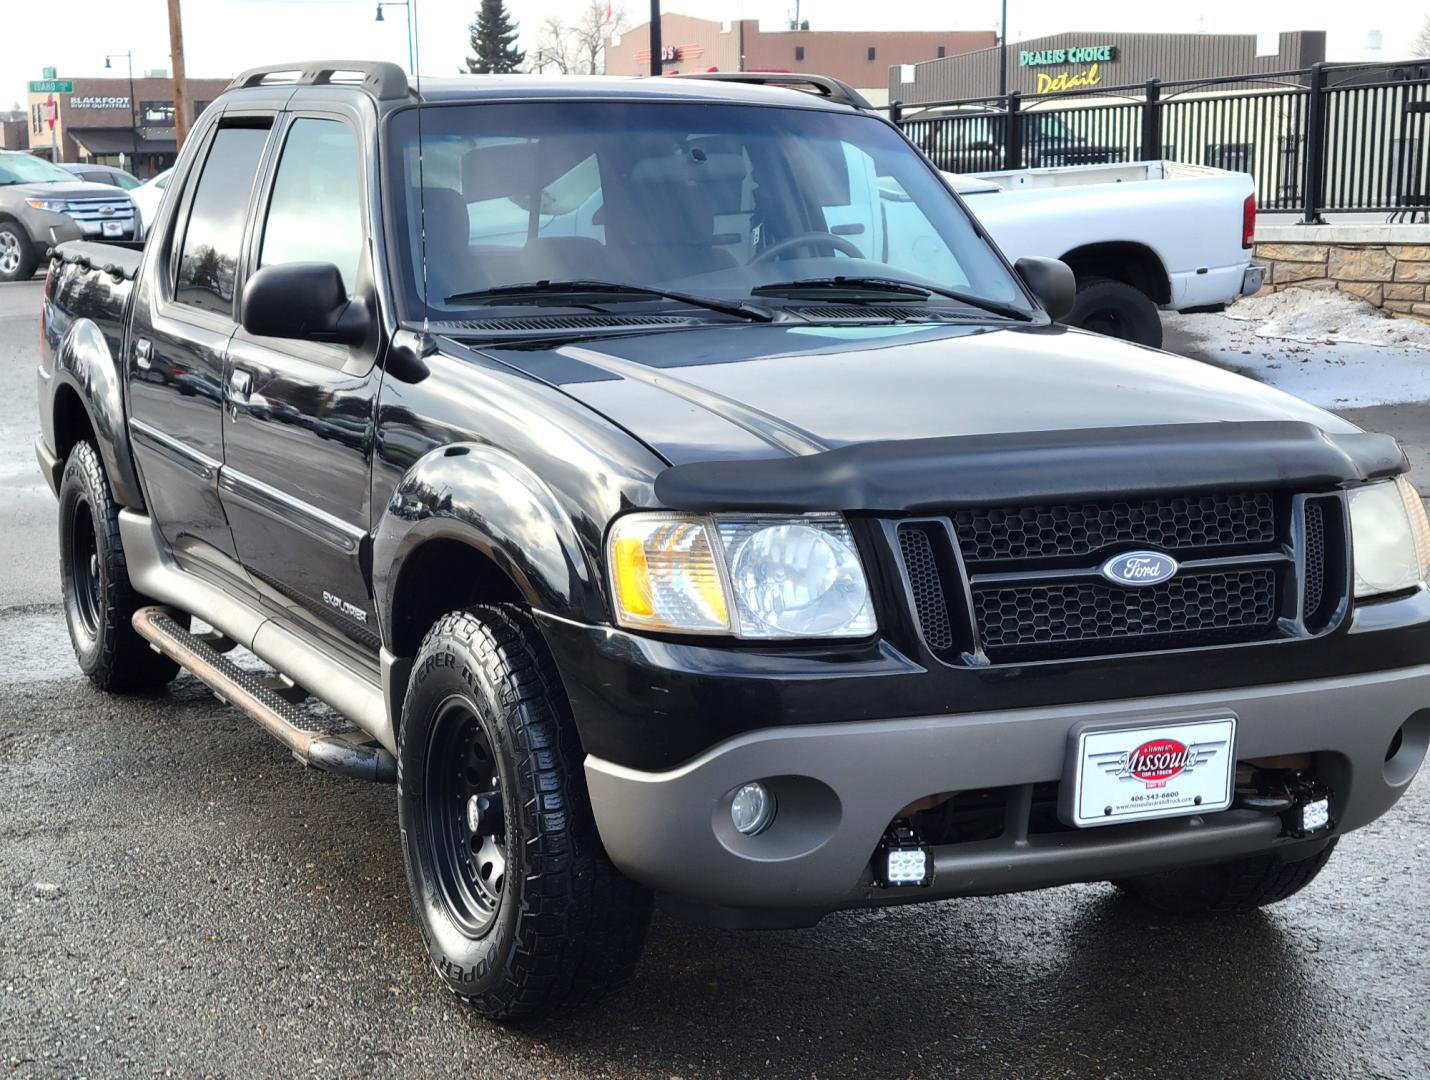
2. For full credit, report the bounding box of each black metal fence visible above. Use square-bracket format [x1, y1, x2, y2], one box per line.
[889, 59, 1430, 221]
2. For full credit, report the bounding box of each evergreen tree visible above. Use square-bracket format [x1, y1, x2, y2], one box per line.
[466, 0, 525, 74]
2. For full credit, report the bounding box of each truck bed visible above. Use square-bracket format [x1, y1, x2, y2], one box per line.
[971, 159, 1237, 191]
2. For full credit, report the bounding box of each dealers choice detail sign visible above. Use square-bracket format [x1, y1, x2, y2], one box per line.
[1018, 44, 1120, 93]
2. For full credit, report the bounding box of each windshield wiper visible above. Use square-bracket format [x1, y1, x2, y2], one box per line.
[751, 276, 1034, 321]
[443, 280, 772, 322]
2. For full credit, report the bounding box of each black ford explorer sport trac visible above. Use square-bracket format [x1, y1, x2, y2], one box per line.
[34, 62, 1430, 1020]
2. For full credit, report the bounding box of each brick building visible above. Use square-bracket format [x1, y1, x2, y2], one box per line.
[605, 14, 994, 104]
[25, 74, 230, 179]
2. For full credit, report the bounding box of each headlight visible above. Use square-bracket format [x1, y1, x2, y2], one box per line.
[607, 512, 875, 639]
[1350, 477, 1430, 599]
[25, 198, 68, 213]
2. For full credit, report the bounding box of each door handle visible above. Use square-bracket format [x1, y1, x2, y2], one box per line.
[227, 369, 252, 420]
[134, 339, 152, 371]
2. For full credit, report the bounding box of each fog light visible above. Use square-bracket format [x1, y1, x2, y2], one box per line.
[730, 782, 775, 836]
[1301, 797, 1330, 833]
[885, 848, 929, 885]
[876, 820, 933, 887]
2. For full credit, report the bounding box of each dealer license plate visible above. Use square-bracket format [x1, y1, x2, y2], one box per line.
[1063, 717, 1236, 828]
[102, 220, 123, 237]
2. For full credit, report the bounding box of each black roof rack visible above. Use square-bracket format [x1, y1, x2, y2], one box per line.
[669, 71, 872, 110]
[226, 61, 411, 102]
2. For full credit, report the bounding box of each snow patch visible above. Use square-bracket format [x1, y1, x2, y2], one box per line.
[1163, 289, 1430, 410]
[1224, 287, 1430, 348]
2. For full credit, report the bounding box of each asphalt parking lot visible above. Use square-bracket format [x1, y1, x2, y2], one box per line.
[2, 276, 1428, 1078]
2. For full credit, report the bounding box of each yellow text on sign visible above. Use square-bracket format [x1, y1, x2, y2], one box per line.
[1036, 63, 1102, 94]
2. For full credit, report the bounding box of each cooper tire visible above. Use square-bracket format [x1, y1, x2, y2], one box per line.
[1113, 839, 1337, 915]
[1066, 276, 1164, 348]
[0, 222, 36, 283]
[58, 440, 182, 691]
[397, 604, 652, 1022]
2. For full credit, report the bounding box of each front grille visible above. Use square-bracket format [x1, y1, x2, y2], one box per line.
[63, 198, 137, 224]
[898, 526, 954, 651]
[893, 489, 1345, 664]
[971, 569, 1278, 660]
[1304, 501, 1326, 615]
[953, 492, 1275, 564]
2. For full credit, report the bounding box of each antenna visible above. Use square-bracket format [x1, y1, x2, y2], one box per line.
[413, 0, 429, 332]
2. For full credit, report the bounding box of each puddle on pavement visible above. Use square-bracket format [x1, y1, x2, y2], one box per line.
[0, 607, 81, 686]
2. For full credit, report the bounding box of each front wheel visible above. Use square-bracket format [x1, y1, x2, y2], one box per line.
[397, 605, 651, 1021]
[1065, 276, 1164, 348]
[1113, 840, 1337, 915]
[0, 222, 36, 283]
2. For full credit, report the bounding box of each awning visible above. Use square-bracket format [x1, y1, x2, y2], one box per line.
[69, 128, 176, 156]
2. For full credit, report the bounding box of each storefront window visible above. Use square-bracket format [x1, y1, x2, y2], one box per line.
[140, 101, 176, 125]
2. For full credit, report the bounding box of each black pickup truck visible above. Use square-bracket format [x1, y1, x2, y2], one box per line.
[34, 62, 1430, 1020]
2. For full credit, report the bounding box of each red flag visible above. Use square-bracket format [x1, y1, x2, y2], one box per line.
[603, 1, 612, 23]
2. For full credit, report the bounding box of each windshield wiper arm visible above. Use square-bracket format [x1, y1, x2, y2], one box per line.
[752, 276, 1034, 321]
[444, 279, 772, 322]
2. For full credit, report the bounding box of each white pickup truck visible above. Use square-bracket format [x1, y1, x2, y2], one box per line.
[945, 160, 1264, 348]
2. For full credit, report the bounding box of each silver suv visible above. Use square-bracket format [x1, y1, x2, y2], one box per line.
[0, 149, 139, 281]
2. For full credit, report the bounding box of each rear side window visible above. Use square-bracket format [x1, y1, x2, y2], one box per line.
[174, 124, 270, 316]
[259, 118, 363, 293]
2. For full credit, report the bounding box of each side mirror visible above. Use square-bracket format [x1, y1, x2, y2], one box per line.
[1015, 256, 1076, 322]
[241, 262, 370, 347]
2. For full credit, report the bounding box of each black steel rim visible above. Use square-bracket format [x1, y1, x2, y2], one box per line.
[68, 497, 102, 639]
[423, 695, 507, 938]
[1084, 307, 1133, 341]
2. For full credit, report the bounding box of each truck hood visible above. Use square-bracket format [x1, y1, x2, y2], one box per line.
[478, 321, 1358, 466]
[6, 180, 132, 202]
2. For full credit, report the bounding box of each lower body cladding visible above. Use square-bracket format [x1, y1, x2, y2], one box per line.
[583, 667, 1429, 926]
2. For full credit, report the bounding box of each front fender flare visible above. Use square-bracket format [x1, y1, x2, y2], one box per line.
[371, 442, 605, 645]
[51, 317, 145, 508]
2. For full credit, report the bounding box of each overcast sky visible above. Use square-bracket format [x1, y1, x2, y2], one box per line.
[3, 0, 1426, 113]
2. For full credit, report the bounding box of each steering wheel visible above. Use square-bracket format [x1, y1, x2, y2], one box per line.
[750, 231, 865, 265]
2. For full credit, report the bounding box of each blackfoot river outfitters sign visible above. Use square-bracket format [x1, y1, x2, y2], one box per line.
[1018, 44, 1120, 93]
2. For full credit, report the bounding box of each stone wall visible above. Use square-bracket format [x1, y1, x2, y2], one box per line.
[1252, 224, 1430, 321]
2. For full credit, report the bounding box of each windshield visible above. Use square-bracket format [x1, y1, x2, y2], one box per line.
[0, 153, 76, 186]
[384, 101, 1030, 321]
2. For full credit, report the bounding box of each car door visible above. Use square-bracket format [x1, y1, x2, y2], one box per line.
[220, 104, 383, 650]
[126, 108, 278, 590]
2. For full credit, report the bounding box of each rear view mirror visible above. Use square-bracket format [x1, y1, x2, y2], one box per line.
[1015, 256, 1076, 322]
[241, 262, 369, 347]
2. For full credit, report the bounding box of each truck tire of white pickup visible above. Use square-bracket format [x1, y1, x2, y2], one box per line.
[1065, 277, 1164, 349]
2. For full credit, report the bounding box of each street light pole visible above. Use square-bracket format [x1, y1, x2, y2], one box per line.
[648, 0, 661, 77]
[997, 0, 1008, 98]
[105, 52, 136, 173]
[375, 2, 415, 74]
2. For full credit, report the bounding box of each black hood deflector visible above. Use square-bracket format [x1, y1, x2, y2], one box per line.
[653, 422, 1407, 512]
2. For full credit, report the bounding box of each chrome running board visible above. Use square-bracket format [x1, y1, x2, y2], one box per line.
[118, 509, 395, 754]
[132, 607, 395, 782]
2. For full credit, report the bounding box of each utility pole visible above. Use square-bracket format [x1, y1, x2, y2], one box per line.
[648, 0, 661, 77]
[167, 0, 190, 150]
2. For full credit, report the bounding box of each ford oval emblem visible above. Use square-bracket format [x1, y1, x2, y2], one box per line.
[1100, 550, 1178, 588]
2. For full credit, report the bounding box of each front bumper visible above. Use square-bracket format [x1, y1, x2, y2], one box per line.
[583, 665, 1429, 919]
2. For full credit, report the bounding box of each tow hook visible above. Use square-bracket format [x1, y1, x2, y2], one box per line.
[1234, 771, 1334, 839]
[875, 819, 933, 888]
